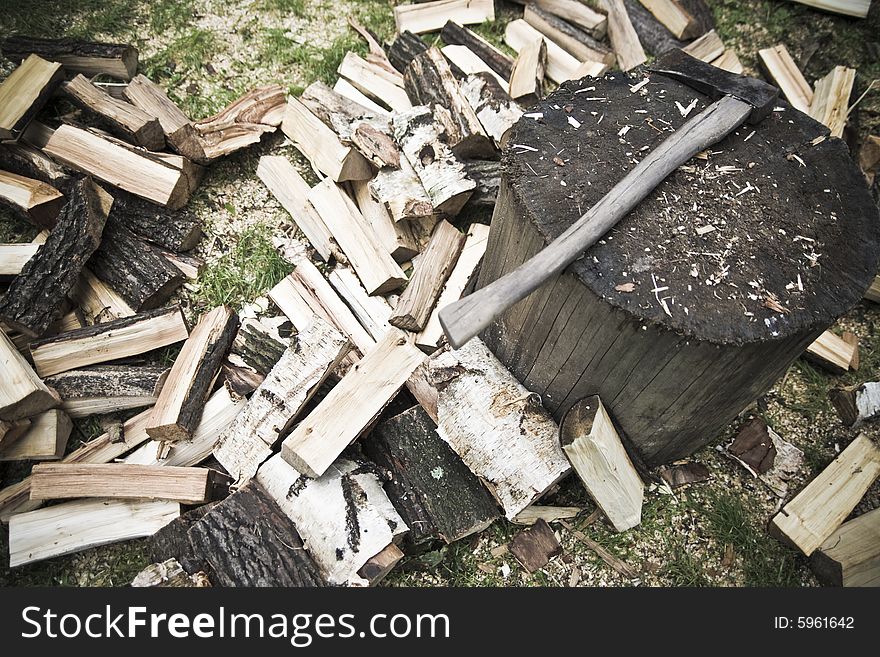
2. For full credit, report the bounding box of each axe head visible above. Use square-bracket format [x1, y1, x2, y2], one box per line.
[647, 49, 779, 124]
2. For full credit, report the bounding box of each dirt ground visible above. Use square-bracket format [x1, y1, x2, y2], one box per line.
[0, 0, 879, 587]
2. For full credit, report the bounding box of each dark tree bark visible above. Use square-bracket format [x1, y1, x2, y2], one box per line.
[387, 30, 429, 74]
[623, 0, 684, 56]
[0, 178, 108, 337]
[362, 405, 500, 544]
[148, 502, 218, 574]
[88, 219, 185, 311]
[187, 481, 325, 587]
[440, 20, 515, 80]
[109, 190, 202, 253]
[1, 36, 138, 79]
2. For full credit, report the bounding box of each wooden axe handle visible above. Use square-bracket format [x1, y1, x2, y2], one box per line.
[439, 95, 753, 349]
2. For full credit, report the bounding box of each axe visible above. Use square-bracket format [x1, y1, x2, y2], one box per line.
[439, 49, 779, 349]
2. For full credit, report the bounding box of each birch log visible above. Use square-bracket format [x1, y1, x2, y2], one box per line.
[393, 106, 475, 216]
[426, 339, 571, 518]
[460, 72, 524, 145]
[257, 454, 407, 586]
[213, 317, 351, 483]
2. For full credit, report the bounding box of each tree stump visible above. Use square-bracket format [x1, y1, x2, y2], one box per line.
[477, 72, 880, 466]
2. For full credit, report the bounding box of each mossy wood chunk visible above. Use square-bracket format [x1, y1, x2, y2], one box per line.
[362, 405, 500, 544]
[187, 480, 324, 587]
[479, 73, 880, 466]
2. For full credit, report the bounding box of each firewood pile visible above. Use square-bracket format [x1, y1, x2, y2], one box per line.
[1, 0, 879, 587]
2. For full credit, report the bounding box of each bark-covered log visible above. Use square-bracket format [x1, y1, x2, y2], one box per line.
[88, 219, 185, 311]
[479, 73, 880, 465]
[440, 20, 515, 80]
[257, 454, 406, 586]
[147, 306, 238, 443]
[45, 364, 168, 418]
[147, 502, 217, 574]
[187, 480, 325, 587]
[393, 106, 475, 216]
[523, 5, 615, 66]
[363, 405, 500, 544]
[0, 142, 71, 189]
[388, 30, 429, 74]
[1, 36, 139, 80]
[0, 178, 109, 337]
[404, 47, 495, 159]
[222, 316, 290, 396]
[461, 159, 499, 208]
[623, 0, 684, 57]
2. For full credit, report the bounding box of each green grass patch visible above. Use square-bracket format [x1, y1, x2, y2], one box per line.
[256, 0, 306, 15]
[704, 490, 802, 586]
[149, 0, 199, 33]
[197, 224, 293, 310]
[663, 541, 711, 586]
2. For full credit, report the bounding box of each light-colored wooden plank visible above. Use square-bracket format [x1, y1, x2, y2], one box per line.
[560, 395, 644, 531]
[69, 268, 136, 323]
[0, 54, 63, 142]
[758, 44, 813, 114]
[280, 97, 374, 182]
[30, 306, 190, 378]
[525, 0, 607, 38]
[636, 0, 699, 39]
[35, 123, 193, 209]
[394, 0, 495, 35]
[784, 0, 870, 18]
[0, 409, 71, 462]
[30, 464, 214, 504]
[523, 5, 615, 66]
[0, 170, 64, 227]
[417, 222, 490, 350]
[0, 326, 59, 421]
[806, 329, 856, 374]
[810, 65, 855, 139]
[9, 498, 179, 567]
[390, 219, 466, 332]
[308, 178, 407, 295]
[811, 507, 880, 587]
[333, 77, 391, 116]
[329, 266, 393, 343]
[349, 178, 419, 262]
[864, 274, 880, 303]
[441, 44, 507, 86]
[0, 243, 40, 278]
[771, 434, 880, 555]
[338, 52, 412, 113]
[508, 36, 547, 103]
[256, 155, 340, 263]
[600, 0, 647, 71]
[281, 330, 427, 478]
[711, 49, 744, 74]
[682, 29, 724, 62]
[505, 19, 608, 85]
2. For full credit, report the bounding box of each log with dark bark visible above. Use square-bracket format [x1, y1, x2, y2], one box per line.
[1, 36, 139, 79]
[147, 305, 239, 443]
[88, 219, 185, 311]
[187, 480, 325, 587]
[440, 21, 515, 80]
[478, 73, 880, 466]
[362, 405, 500, 544]
[222, 316, 290, 396]
[623, 0, 684, 56]
[148, 502, 217, 574]
[387, 30, 429, 74]
[523, 5, 615, 66]
[508, 518, 563, 573]
[61, 75, 164, 150]
[0, 143, 71, 189]
[0, 178, 109, 337]
[404, 47, 495, 159]
[461, 159, 499, 208]
[44, 364, 168, 418]
[105, 191, 201, 253]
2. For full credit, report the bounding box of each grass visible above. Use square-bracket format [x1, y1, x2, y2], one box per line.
[703, 490, 803, 586]
[663, 542, 712, 587]
[197, 223, 293, 309]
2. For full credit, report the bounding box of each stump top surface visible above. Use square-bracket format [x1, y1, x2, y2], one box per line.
[503, 72, 880, 345]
